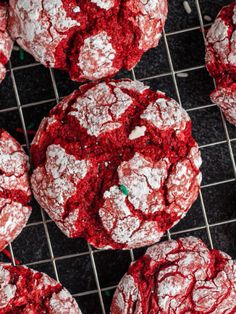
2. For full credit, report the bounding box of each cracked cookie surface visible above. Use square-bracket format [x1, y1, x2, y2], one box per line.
[0, 129, 31, 252]
[111, 236, 236, 313]
[31, 79, 202, 250]
[206, 2, 236, 125]
[8, 0, 167, 82]
[0, 263, 82, 313]
[0, 2, 13, 83]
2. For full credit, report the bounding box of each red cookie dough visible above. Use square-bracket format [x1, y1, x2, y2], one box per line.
[206, 2, 236, 125]
[30, 79, 202, 250]
[0, 263, 82, 313]
[8, 0, 168, 82]
[0, 2, 13, 83]
[0, 129, 31, 252]
[111, 237, 236, 313]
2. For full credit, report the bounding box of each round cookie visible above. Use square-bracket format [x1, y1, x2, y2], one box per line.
[206, 2, 236, 125]
[0, 2, 13, 83]
[8, 0, 168, 82]
[30, 79, 202, 250]
[111, 237, 236, 313]
[0, 263, 82, 313]
[0, 129, 31, 252]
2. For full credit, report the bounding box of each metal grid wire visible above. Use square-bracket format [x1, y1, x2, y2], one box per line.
[0, 0, 236, 313]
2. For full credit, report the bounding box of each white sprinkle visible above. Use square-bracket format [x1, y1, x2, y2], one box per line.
[129, 126, 146, 140]
[183, 1, 192, 14]
[13, 46, 20, 51]
[176, 72, 189, 78]
[204, 15, 212, 22]
[73, 6, 80, 13]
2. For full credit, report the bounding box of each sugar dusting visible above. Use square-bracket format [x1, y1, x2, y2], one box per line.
[50, 290, 82, 314]
[99, 186, 162, 248]
[90, 0, 115, 10]
[0, 4, 13, 82]
[0, 265, 16, 309]
[211, 85, 236, 125]
[206, 2, 236, 125]
[141, 97, 190, 131]
[69, 82, 133, 136]
[118, 153, 170, 213]
[0, 130, 31, 251]
[0, 264, 81, 312]
[78, 31, 118, 80]
[111, 237, 236, 313]
[31, 144, 91, 237]
[9, 0, 80, 66]
[126, 0, 168, 50]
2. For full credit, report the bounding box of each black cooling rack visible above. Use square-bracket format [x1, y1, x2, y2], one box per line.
[0, 1, 236, 313]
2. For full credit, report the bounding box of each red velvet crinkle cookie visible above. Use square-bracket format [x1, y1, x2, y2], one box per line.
[0, 263, 82, 313]
[0, 129, 31, 252]
[0, 2, 13, 82]
[111, 237, 236, 313]
[30, 79, 202, 250]
[206, 2, 236, 125]
[8, 0, 167, 82]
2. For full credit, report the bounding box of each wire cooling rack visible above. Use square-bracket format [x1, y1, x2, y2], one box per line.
[0, 0, 236, 313]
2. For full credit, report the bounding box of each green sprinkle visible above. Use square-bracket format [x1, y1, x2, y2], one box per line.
[120, 184, 129, 196]
[19, 49, 25, 61]
[27, 122, 35, 130]
[104, 291, 111, 297]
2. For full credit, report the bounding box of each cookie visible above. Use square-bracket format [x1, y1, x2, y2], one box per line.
[30, 79, 202, 250]
[8, 0, 167, 82]
[0, 129, 31, 252]
[111, 237, 236, 313]
[206, 2, 236, 125]
[0, 263, 82, 313]
[211, 83, 236, 125]
[0, 2, 13, 83]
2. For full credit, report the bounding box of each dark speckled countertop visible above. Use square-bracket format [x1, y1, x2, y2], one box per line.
[0, 1, 236, 313]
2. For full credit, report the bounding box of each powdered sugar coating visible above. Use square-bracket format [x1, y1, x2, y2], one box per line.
[0, 3, 13, 82]
[0, 266, 16, 309]
[31, 79, 201, 249]
[111, 237, 236, 313]
[206, 3, 236, 73]
[69, 82, 132, 136]
[141, 97, 190, 132]
[0, 198, 31, 253]
[206, 2, 236, 125]
[166, 145, 202, 213]
[99, 148, 201, 249]
[126, 0, 168, 51]
[31, 144, 91, 237]
[0, 263, 82, 313]
[50, 290, 82, 314]
[8, 0, 168, 82]
[90, 0, 115, 11]
[0, 130, 31, 252]
[99, 186, 162, 248]
[118, 153, 170, 213]
[78, 31, 118, 81]
[110, 79, 149, 93]
[8, 0, 79, 66]
[211, 83, 236, 125]
[111, 274, 140, 312]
